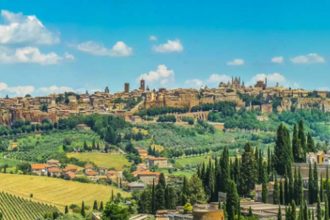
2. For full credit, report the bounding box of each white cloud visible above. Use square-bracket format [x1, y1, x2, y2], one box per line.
[138, 65, 175, 85]
[271, 56, 284, 64]
[110, 41, 133, 57]
[291, 53, 325, 64]
[0, 82, 84, 97]
[0, 10, 59, 45]
[0, 82, 35, 96]
[185, 79, 204, 88]
[318, 87, 329, 91]
[184, 74, 231, 88]
[153, 39, 183, 53]
[149, 35, 157, 41]
[76, 41, 132, 57]
[38, 85, 74, 94]
[64, 52, 75, 61]
[227, 58, 245, 66]
[0, 46, 72, 65]
[207, 74, 231, 84]
[251, 73, 286, 86]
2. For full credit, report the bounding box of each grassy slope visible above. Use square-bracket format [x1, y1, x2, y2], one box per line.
[0, 173, 129, 210]
[67, 152, 130, 170]
[0, 191, 58, 220]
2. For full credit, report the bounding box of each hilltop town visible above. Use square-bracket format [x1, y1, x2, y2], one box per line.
[0, 77, 330, 125]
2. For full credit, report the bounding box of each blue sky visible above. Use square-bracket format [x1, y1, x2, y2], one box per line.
[1, 0, 330, 96]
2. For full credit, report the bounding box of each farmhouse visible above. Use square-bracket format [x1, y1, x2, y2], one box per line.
[127, 182, 145, 192]
[133, 171, 160, 185]
[47, 167, 62, 177]
[31, 164, 48, 176]
[148, 157, 168, 168]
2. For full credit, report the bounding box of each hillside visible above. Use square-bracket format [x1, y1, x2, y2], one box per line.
[0, 173, 129, 210]
[0, 191, 58, 220]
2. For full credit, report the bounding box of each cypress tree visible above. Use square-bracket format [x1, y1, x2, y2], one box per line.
[258, 150, 264, 184]
[99, 201, 104, 211]
[151, 179, 156, 214]
[267, 147, 272, 177]
[292, 124, 300, 162]
[64, 205, 68, 214]
[298, 120, 307, 159]
[262, 182, 268, 203]
[239, 143, 256, 196]
[274, 124, 292, 175]
[226, 180, 239, 220]
[277, 206, 282, 220]
[308, 163, 314, 204]
[220, 147, 230, 192]
[292, 201, 297, 220]
[284, 176, 289, 205]
[320, 174, 324, 202]
[280, 180, 284, 205]
[303, 200, 309, 220]
[316, 197, 321, 220]
[165, 186, 177, 209]
[155, 184, 165, 210]
[313, 163, 319, 204]
[307, 133, 315, 153]
[325, 196, 329, 220]
[93, 200, 98, 210]
[81, 201, 85, 217]
[274, 175, 280, 204]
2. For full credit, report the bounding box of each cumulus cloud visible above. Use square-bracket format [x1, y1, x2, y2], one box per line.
[0, 46, 73, 65]
[0, 82, 35, 96]
[227, 58, 245, 66]
[149, 35, 157, 41]
[207, 74, 231, 84]
[153, 39, 183, 53]
[76, 41, 132, 57]
[271, 56, 284, 64]
[38, 85, 74, 94]
[251, 73, 287, 86]
[138, 65, 175, 85]
[0, 10, 59, 45]
[184, 74, 231, 89]
[0, 82, 84, 97]
[110, 41, 133, 57]
[291, 53, 325, 64]
[185, 79, 205, 88]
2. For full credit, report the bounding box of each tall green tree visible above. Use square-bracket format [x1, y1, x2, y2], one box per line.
[239, 143, 256, 196]
[273, 175, 280, 204]
[165, 186, 177, 209]
[189, 174, 207, 204]
[274, 124, 292, 175]
[226, 180, 239, 220]
[262, 182, 268, 203]
[307, 133, 316, 153]
[219, 147, 230, 192]
[292, 124, 301, 162]
[298, 120, 307, 160]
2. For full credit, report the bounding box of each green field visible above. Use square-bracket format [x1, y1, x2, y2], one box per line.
[67, 152, 130, 170]
[4, 130, 105, 162]
[0, 191, 58, 220]
[174, 154, 212, 169]
[0, 173, 129, 210]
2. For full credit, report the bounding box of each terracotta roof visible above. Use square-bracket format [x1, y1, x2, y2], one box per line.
[85, 169, 98, 176]
[65, 171, 76, 179]
[148, 157, 167, 161]
[133, 171, 160, 177]
[63, 165, 79, 172]
[31, 164, 47, 170]
[47, 167, 61, 173]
